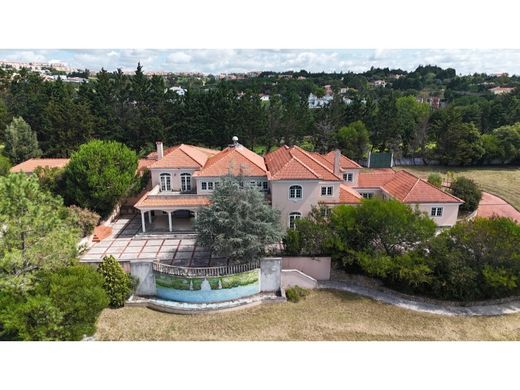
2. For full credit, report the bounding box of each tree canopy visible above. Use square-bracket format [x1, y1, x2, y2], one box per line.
[0, 174, 79, 290]
[63, 140, 138, 218]
[3, 117, 41, 164]
[195, 176, 283, 263]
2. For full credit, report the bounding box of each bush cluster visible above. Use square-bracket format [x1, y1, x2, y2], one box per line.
[67, 205, 101, 237]
[285, 286, 310, 303]
[286, 198, 520, 302]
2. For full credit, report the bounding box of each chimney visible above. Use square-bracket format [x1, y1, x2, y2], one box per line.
[156, 141, 164, 160]
[334, 149, 341, 176]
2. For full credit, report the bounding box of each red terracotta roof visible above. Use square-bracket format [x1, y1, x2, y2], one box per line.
[196, 144, 268, 177]
[323, 151, 362, 169]
[265, 145, 341, 181]
[357, 169, 463, 204]
[320, 184, 362, 205]
[149, 144, 219, 169]
[357, 169, 396, 187]
[10, 158, 70, 173]
[135, 195, 210, 208]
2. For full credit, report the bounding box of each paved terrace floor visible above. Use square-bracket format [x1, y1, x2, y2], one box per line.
[81, 214, 228, 267]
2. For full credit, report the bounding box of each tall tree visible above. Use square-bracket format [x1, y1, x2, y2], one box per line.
[395, 96, 430, 157]
[336, 120, 370, 160]
[0, 174, 79, 290]
[3, 117, 42, 163]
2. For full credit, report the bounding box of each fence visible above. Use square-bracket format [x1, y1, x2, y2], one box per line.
[152, 260, 260, 277]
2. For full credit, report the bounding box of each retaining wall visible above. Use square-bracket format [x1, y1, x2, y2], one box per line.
[281, 256, 331, 281]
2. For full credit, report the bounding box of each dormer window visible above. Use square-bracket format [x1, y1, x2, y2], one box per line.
[289, 185, 303, 199]
[343, 173, 353, 182]
[160, 173, 171, 191]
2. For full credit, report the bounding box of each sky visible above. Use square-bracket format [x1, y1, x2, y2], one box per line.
[1, 49, 520, 75]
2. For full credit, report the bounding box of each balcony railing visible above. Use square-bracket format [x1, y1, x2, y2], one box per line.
[153, 260, 260, 277]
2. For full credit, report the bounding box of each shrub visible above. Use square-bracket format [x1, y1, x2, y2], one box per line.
[450, 176, 482, 213]
[67, 205, 100, 237]
[282, 206, 332, 256]
[33, 166, 66, 196]
[285, 286, 310, 303]
[97, 256, 133, 308]
[427, 173, 442, 188]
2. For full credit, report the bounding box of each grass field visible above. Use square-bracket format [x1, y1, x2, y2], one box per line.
[95, 290, 520, 341]
[395, 166, 520, 211]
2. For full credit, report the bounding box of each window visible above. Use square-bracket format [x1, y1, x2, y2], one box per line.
[343, 173, 353, 182]
[180, 173, 191, 192]
[214, 181, 220, 188]
[361, 192, 373, 199]
[249, 180, 257, 188]
[321, 186, 333, 196]
[263, 181, 268, 191]
[201, 182, 207, 190]
[431, 207, 443, 217]
[289, 212, 302, 229]
[208, 182, 214, 190]
[160, 173, 171, 191]
[320, 207, 332, 217]
[289, 185, 303, 199]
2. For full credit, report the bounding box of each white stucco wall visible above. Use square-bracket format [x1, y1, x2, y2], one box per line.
[270, 180, 340, 229]
[409, 203, 461, 227]
[150, 168, 197, 192]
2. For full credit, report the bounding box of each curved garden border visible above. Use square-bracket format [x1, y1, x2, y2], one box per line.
[320, 275, 520, 316]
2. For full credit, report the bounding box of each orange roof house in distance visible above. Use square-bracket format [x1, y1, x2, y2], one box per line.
[10, 158, 70, 174]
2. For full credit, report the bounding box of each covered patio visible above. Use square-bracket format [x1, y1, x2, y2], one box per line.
[134, 193, 210, 233]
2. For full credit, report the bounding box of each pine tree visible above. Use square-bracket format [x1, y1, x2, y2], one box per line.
[4, 116, 42, 164]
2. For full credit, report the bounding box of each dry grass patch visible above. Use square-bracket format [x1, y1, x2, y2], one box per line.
[96, 290, 520, 341]
[395, 166, 520, 211]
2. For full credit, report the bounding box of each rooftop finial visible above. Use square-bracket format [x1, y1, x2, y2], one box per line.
[232, 136, 239, 146]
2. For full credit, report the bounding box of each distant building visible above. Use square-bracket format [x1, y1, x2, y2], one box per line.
[308, 93, 333, 108]
[489, 86, 515, 95]
[417, 96, 443, 109]
[372, 80, 387, 87]
[259, 94, 270, 102]
[169, 86, 187, 96]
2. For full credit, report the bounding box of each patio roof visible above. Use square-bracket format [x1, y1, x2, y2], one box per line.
[135, 194, 210, 209]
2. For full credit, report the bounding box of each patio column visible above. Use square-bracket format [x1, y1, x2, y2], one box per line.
[141, 210, 146, 233]
[148, 211, 152, 224]
[168, 211, 172, 232]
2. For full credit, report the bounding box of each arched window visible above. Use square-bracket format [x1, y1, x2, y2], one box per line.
[289, 212, 302, 229]
[160, 173, 171, 191]
[180, 173, 192, 192]
[289, 185, 303, 199]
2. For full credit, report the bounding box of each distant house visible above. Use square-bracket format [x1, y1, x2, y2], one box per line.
[169, 86, 187, 96]
[372, 80, 387, 87]
[259, 94, 270, 102]
[417, 96, 443, 109]
[308, 93, 333, 108]
[10, 158, 70, 174]
[489, 86, 515, 95]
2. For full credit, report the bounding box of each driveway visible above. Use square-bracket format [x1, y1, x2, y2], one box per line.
[477, 192, 520, 223]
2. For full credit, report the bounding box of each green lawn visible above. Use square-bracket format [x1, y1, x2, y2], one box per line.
[395, 166, 520, 211]
[95, 290, 520, 341]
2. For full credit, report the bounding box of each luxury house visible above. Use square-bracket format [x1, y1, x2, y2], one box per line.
[10, 137, 463, 232]
[133, 138, 463, 232]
